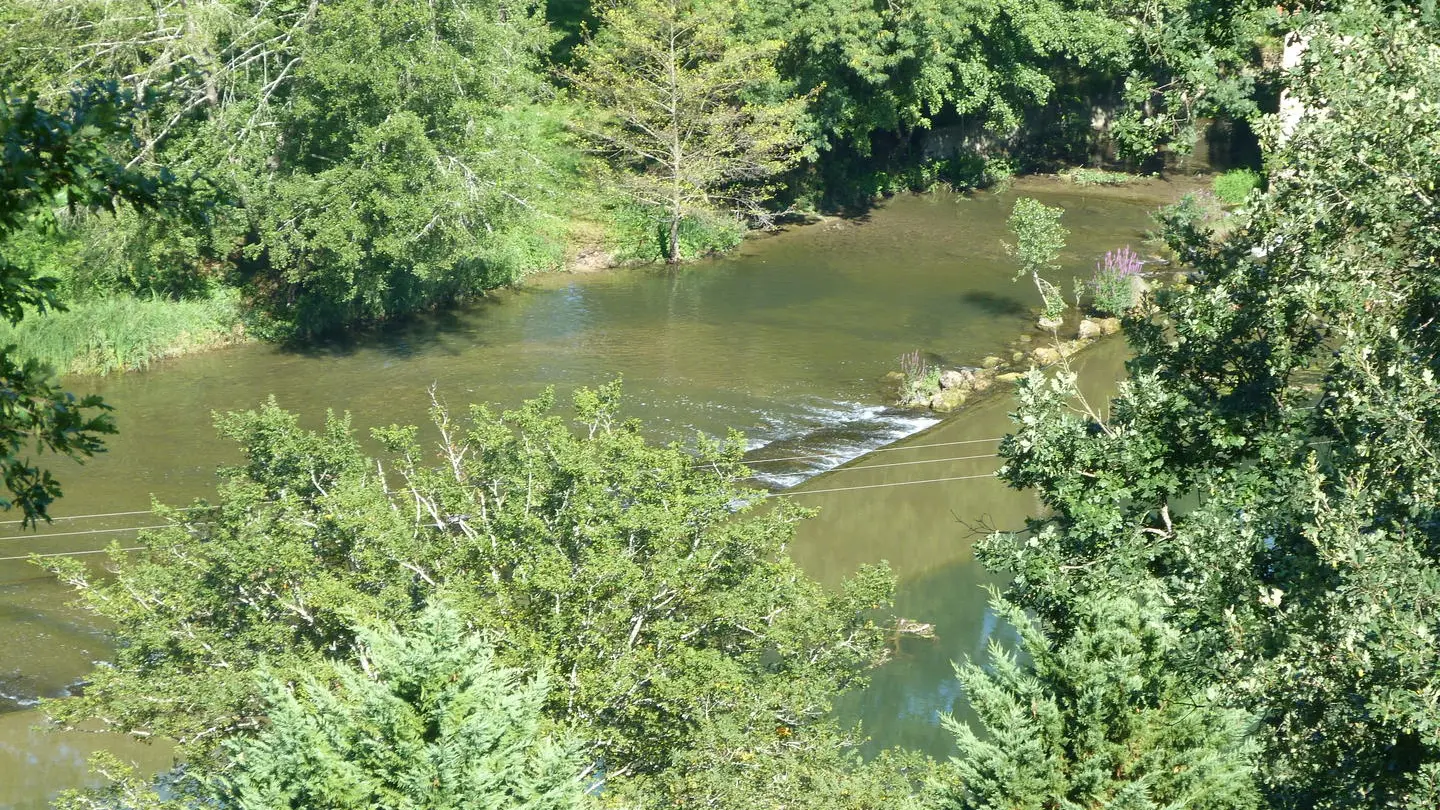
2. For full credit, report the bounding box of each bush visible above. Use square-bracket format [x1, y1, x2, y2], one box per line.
[1061, 167, 1138, 186]
[1088, 246, 1143, 316]
[899, 349, 941, 405]
[1213, 169, 1262, 205]
[608, 203, 744, 263]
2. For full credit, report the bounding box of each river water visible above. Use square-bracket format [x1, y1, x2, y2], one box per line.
[0, 177, 1180, 807]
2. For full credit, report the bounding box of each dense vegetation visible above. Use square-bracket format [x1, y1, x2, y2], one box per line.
[14, 1, 1440, 809]
[0, 0, 1276, 370]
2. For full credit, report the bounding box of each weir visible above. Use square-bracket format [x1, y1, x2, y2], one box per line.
[0, 178, 1176, 806]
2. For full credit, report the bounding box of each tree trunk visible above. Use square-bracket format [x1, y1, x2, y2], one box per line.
[668, 209, 681, 264]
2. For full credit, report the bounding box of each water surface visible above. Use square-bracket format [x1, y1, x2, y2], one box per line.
[0, 177, 1178, 806]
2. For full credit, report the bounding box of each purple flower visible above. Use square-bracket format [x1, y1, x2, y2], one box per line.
[1096, 245, 1143, 277]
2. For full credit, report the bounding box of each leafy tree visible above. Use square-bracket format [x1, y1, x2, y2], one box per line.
[1103, 0, 1269, 163]
[0, 86, 185, 524]
[245, 0, 569, 335]
[565, 0, 810, 263]
[2, 0, 580, 335]
[1006, 198, 1068, 324]
[941, 588, 1259, 810]
[47, 382, 893, 796]
[757, 0, 1130, 153]
[981, 4, 1440, 807]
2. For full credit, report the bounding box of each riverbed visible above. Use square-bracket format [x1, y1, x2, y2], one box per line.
[0, 177, 1181, 807]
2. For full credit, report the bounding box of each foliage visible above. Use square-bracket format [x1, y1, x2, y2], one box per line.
[897, 350, 941, 407]
[216, 602, 590, 810]
[1104, 0, 1269, 163]
[565, 0, 810, 263]
[0, 288, 242, 375]
[981, 5, 1440, 807]
[606, 202, 745, 265]
[941, 588, 1260, 810]
[3, 0, 582, 338]
[755, 0, 1130, 153]
[1212, 168, 1262, 205]
[1061, 167, 1139, 187]
[46, 382, 894, 796]
[0, 85, 188, 524]
[242, 0, 569, 336]
[1006, 198, 1069, 323]
[1086, 246, 1142, 316]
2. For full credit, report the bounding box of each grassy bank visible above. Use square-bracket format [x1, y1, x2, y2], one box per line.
[0, 289, 246, 376]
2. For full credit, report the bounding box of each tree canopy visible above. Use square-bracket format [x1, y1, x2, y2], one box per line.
[48, 383, 899, 804]
[974, 4, 1440, 806]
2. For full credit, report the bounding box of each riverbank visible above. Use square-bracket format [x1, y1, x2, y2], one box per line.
[7, 170, 1210, 379]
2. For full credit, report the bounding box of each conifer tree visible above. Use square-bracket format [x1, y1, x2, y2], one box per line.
[941, 590, 1260, 810]
[219, 602, 590, 810]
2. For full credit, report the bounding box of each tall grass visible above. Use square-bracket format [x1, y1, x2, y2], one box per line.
[0, 289, 246, 376]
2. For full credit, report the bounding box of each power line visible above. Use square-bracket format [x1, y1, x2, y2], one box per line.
[775, 471, 1000, 497]
[0, 468, 1015, 559]
[0, 505, 208, 528]
[0, 439, 1019, 529]
[740, 436, 1006, 466]
[0, 546, 147, 563]
[0, 524, 172, 542]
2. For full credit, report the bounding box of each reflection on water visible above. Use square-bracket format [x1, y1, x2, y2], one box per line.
[0, 178, 1177, 800]
[0, 711, 174, 810]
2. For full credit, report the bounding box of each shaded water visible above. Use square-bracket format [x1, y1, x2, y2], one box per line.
[0, 177, 1179, 807]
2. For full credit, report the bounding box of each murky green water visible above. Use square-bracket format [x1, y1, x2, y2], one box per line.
[0, 177, 1181, 807]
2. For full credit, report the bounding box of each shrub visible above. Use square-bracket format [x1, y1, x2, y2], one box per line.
[1061, 167, 1138, 187]
[899, 349, 941, 405]
[1088, 246, 1143, 316]
[1213, 169, 1262, 205]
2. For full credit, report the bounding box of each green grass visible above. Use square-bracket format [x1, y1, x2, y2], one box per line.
[0, 289, 246, 375]
[1213, 168, 1263, 205]
[1062, 167, 1142, 186]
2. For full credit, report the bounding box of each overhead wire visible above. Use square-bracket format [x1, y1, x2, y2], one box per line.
[0, 432, 1349, 559]
[0, 436, 1019, 529]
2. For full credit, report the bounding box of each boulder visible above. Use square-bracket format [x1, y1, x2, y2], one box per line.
[938, 369, 968, 390]
[1129, 275, 1151, 300]
[1031, 346, 1063, 366]
[1037, 315, 1064, 332]
[997, 372, 1025, 383]
[1017, 334, 1033, 344]
[1011, 350, 1026, 362]
[981, 355, 1002, 369]
[1077, 319, 1102, 340]
[1097, 317, 1122, 335]
[928, 388, 967, 412]
[968, 374, 994, 394]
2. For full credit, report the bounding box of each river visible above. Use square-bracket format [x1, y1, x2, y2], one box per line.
[0, 177, 1181, 808]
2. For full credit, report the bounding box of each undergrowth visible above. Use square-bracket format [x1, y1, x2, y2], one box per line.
[0, 290, 246, 375]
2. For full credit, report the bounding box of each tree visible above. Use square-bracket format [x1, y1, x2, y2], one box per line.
[47, 382, 893, 797]
[52, 603, 592, 810]
[0, 85, 185, 524]
[1006, 198, 1068, 326]
[941, 589, 1259, 810]
[565, 0, 809, 263]
[980, 4, 1440, 806]
[1, 0, 580, 336]
[759, 0, 1130, 152]
[218, 602, 590, 810]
